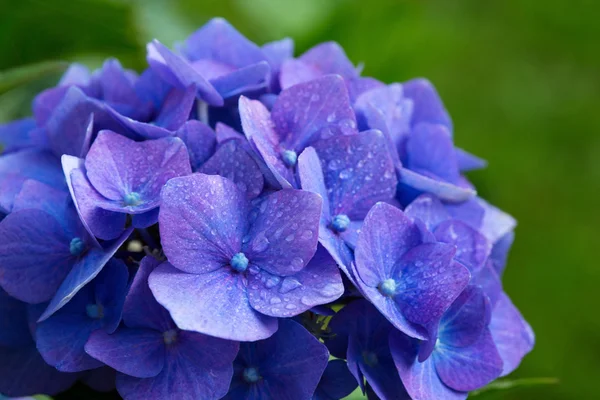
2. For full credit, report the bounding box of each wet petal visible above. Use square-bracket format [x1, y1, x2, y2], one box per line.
[176, 120, 217, 171]
[434, 220, 491, 274]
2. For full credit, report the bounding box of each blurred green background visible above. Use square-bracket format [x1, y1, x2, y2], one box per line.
[1, 0, 598, 399]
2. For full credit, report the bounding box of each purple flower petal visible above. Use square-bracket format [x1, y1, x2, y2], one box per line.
[389, 330, 467, 400]
[199, 139, 264, 199]
[38, 230, 132, 321]
[262, 37, 294, 92]
[0, 149, 65, 213]
[117, 330, 237, 400]
[396, 245, 470, 327]
[0, 118, 36, 154]
[354, 202, 423, 287]
[85, 328, 165, 378]
[159, 174, 248, 274]
[123, 256, 173, 331]
[247, 246, 342, 317]
[146, 39, 223, 106]
[149, 263, 277, 341]
[434, 220, 491, 274]
[312, 129, 397, 219]
[81, 366, 117, 393]
[404, 193, 450, 232]
[0, 289, 31, 347]
[455, 147, 487, 172]
[0, 209, 73, 303]
[210, 61, 270, 98]
[433, 328, 503, 391]
[215, 122, 244, 143]
[314, 359, 358, 400]
[176, 120, 217, 170]
[272, 75, 357, 151]
[239, 96, 295, 188]
[85, 131, 191, 212]
[0, 344, 79, 397]
[243, 189, 321, 276]
[489, 293, 535, 376]
[472, 262, 502, 309]
[490, 231, 514, 276]
[398, 168, 476, 203]
[403, 78, 452, 130]
[438, 286, 490, 349]
[405, 123, 459, 184]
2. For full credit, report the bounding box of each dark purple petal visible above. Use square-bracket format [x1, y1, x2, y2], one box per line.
[272, 75, 357, 150]
[489, 293, 535, 376]
[0, 209, 73, 303]
[183, 18, 266, 67]
[247, 246, 342, 317]
[389, 330, 467, 400]
[85, 328, 165, 378]
[354, 202, 423, 287]
[243, 189, 321, 276]
[398, 168, 476, 203]
[36, 312, 105, 372]
[146, 40, 223, 106]
[176, 120, 217, 170]
[134, 68, 172, 110]
[0, 118, 36, 153]
[117, 330, 237, 400]
[38, 230, 132, 321]
[0, 344, 79, 397]
[433, 329, 503, 391]
[314, 359, 358, 400]
[0, 149, 65, 213]
[199, 139, 264, 199]
[123, 256, 173, 331]
[404, 194, 450, 232]
[159, 174, 248, 274]
[81, 366, 117, 392]
[96, 59, 151, 119]
[132, 208, 159, 229]
[434, 220, 491, 274]
[215, 122, 244, 143]
[312, 129, 397, 219]
[438, 286, 490, 348]
[472, 261, 502, 308]
[239, 96, 295, 188]
[396, 245, 470, 327]
[0, 289, 30, 347]
[85, 131, 191, 212]
[149, 263, 277, 341]
[403, 78, 452, 130]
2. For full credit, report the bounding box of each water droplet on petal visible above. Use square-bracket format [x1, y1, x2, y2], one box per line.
[270, 297, 282, 304]
[279, 277, 302, 294]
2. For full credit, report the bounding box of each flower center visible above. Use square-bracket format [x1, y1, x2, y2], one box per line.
[362, 351, 378, 367]
[123, 192, 142, 206]
[69, 237, 86, 256]
[163, 329, 178, 345]
[86, 304, 105, 319]
[243, 367, 261, 383]
[378, 279, 397, 297]
[330, 214, 350, 233]
[230, 252, 249, 273]
[281, 149, 298, 168]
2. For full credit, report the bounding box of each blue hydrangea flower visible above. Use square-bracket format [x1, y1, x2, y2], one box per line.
[149, 173, 344, 341]
[239, 74, 358, 188]
[35, 259, 129, 372]
[62, 130, 191, 239]
[351, 202, 470, 339]
[223, 319, 329, 400]
[0, 180, 131, 320]
[297, 129, 397, 272]
[85, 256, 238, 400]
[390, 286, 504, 400]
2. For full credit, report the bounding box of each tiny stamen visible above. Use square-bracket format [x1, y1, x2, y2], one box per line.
[69, 237, 86, 256]
[230, 252, 249, 273]
[243, 367, 261, 383]
[281, 149, 298, 168]
[378, 279, 397, 297]
[123, 192, 142, 206]
[330, 214, 350, 233]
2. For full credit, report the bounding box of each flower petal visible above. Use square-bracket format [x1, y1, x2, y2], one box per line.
[159, 174, 248, 274]
[176, 120, 217, 171]
[149, 263, 277, 341]
[403, 78, 452, 130]
[434, 220, 491, 274]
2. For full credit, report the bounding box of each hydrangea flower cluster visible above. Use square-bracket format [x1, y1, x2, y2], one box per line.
[0, 18, 534, 400]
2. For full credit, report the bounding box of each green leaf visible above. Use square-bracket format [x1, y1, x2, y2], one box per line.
[0, 61, 67, 94]
[470, 377, 559, 397]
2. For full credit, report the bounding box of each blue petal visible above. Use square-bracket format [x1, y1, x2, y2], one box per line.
[176, 120, 217, 170]
[0, 118, 36, 154]
[403, 78, 453, 130]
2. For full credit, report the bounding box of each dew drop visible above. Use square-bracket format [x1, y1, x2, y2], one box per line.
[279, 277, 302, 294]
